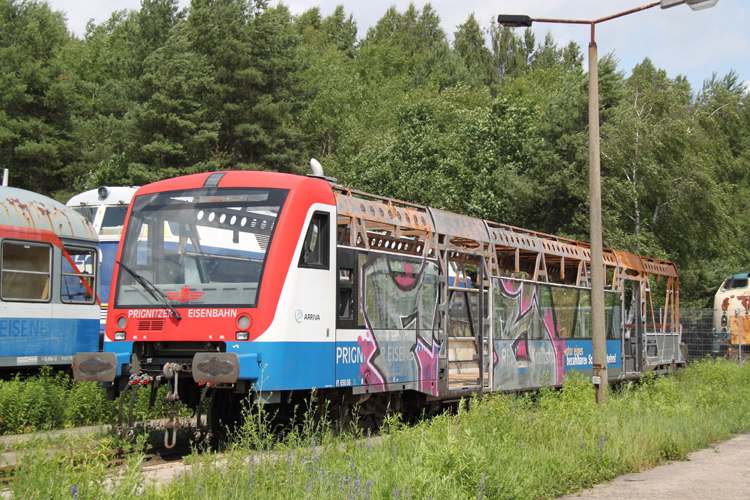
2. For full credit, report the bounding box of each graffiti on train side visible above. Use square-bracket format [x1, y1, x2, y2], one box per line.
[492, 278, 622, 391]
[493, 279, 562, 390]
[356, 253, 440, 396]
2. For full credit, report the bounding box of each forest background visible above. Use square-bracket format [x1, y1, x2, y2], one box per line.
[1, 0, 749, 307]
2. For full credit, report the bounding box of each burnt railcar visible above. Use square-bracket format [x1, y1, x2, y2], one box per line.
[72, 166, 682, 444]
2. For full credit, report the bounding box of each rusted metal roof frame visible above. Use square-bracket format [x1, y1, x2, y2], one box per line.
[1, 187, 97, 241]
[333, 185, 678, 289]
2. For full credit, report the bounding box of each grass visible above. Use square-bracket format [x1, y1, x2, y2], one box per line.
[0, 367, 188, 435]
[4, 358, 750, 499]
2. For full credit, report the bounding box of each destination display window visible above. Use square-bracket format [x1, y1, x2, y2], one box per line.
[1, 241, 52, 302]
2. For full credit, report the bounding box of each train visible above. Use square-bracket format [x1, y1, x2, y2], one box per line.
[72, 164, 684, 444]
[0, 186, 100, 371]
[66, 186, 138, 342]
[713, 272, 750, 354]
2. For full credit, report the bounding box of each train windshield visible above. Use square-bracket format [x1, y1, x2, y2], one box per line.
[722, 276, 749, 291]
[114, 187, 288, 309]
[100, 206, 129, 236]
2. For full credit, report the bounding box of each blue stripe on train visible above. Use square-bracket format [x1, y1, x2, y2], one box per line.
[0, 318, 99, 358]
[104, 340, 337, 391]
[563, 340, 621, 371]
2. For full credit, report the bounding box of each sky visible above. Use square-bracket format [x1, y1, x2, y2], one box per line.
[45, 0, 750, 92]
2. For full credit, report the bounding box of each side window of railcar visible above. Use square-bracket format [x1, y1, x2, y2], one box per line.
[298, 212, 329, 269]
[448, 293, 473, 337]
[605, 292, 621, 340]
[574, 289, 592, 339]
[0, 241, 52, 302]
[61, 246, 97, 304]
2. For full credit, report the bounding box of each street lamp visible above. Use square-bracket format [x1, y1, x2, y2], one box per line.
[497, 0, 718, 403]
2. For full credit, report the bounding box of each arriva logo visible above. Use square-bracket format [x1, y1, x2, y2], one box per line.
[295, 310, 321, 323]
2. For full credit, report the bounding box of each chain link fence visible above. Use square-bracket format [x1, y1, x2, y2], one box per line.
[680, 308, 719, 361]
[677, 307, 750, 362]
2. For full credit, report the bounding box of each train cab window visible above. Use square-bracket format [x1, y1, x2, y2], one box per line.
[299, 212, 329, 269]
[71, 207, 97, 224]
[61, 246, 97, 304]
[1, 241, 52, 302]
[99, 206, 129, 236]
[722, 277, 749, 291]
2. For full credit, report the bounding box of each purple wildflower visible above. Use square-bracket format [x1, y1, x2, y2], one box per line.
[477, 472, 487, 500]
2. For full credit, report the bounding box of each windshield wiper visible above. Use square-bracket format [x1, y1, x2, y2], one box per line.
[116, 260, 182, 321]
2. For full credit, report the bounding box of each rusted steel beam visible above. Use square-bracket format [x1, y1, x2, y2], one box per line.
[332, 185, 679, 294]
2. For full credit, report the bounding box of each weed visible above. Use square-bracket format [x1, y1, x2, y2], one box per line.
[0, 368, 190, 435]
[6, 359, 750, 499]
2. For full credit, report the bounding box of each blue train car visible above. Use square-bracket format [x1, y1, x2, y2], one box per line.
[67, 187, 137, 339]
[0, 187, 100, 369]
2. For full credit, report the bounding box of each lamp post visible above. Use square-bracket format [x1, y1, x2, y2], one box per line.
[497, 0, 718, 404]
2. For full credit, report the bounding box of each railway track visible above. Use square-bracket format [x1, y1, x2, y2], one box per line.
[0, 442, 193, 487]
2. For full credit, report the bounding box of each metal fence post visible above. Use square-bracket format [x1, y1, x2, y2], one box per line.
[738, 310, 742, 367]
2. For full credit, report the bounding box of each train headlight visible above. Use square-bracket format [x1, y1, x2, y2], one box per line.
[236, 331, 249, 341]
[114, 332, 126, 340]
[116, 315, 128, 330]
[236, 314, 252, 331]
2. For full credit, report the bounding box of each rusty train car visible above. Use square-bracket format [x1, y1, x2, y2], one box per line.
[0, 187, 100, 371]
[713, 272, 750, 355]
[72, 166, 682, 443]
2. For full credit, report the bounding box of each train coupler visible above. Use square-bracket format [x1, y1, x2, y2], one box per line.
[194, 383, 216, 442]
[163, 363, 181, 449]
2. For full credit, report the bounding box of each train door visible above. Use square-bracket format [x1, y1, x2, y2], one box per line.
[284, 209, 337, 390]
[334, 247, 359, 388]
[623, 279, 644, 374]
[445, 254, 491, 393]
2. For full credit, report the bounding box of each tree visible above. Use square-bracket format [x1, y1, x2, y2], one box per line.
[359, 3, 448, 86]
[188, 0, 306, 172]
[120, 20, 219, 184]
[321, 5, 357, 58]
[453, 13, 493, 86]
[0, 0, 79, 198]
[600, 59, 741, 275]
[489, 24, 532, 82]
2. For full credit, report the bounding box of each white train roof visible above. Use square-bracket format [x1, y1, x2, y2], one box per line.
[1, 186, 98, 242]
[66, 186, 139, 207]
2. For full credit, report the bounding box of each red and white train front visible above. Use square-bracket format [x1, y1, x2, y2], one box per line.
[73, 171, 337, 409]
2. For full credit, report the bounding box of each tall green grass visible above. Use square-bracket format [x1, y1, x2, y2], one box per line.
[6, 358, 750, 499]
[0, 367, 184, 435]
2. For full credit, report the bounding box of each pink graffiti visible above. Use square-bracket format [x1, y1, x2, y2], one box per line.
[515, 338, 528, 360]
[501, 278, 521, 295]
[396, 263, 415, 288]
[414, 337, 440, 396]
[357, 331, 386, 388]
[520, 284, 537, 317]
